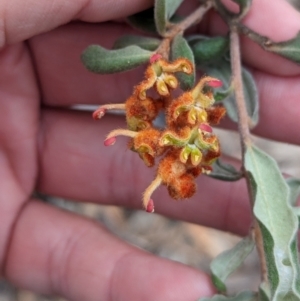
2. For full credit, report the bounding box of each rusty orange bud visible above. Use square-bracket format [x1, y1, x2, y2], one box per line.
[104, 137, 116, 146]
[188, 166, 202, 177]
[168, 173, 196, 199]
[167, 92, 193, 120]
[160, 58, 193, 74]
[139, 152, 155, 167]
[150, 54, 162, 64]
[146, 199, 155, 213]
[206, 106, 226, 125]
[135, 66, 157, 100]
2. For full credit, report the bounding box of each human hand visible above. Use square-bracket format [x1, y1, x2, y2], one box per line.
[0, 0, 300, 300]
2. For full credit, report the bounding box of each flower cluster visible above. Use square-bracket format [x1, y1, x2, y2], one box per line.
[93, 54, 226, 212]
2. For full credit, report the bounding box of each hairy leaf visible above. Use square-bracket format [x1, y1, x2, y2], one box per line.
[266, 32, 300, 64]
[113, 35, 160, 51]
[286, 177, 300, 206]
[200, 291, 257, 301]
[209, 159, 243, 181]
[210, 236, 254, 293]
[202, 62, 259, 127]
[245, 146, 300, 300]
[127, 8, 157, 34]
[154, 0, 184, 35]
[81, 45, 152, 74]
[171, 35, 195, 90]
[190, 36, 229, 65]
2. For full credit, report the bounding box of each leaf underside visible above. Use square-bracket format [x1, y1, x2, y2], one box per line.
[245, 145, 300, 300]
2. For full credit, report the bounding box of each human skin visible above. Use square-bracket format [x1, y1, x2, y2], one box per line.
[0, 0, 300, 300]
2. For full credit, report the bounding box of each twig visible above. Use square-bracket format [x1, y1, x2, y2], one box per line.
[229, 25, 251, 155]
[230, 24, 268, 284]
[156, 0, 213, 58]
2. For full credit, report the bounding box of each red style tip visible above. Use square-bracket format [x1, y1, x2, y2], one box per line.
[146, 199, 155, 213]
[93, 108, 106, 120]
[104, 137, 116, 146]
[207, 79, 223, 88]
[199, 123, 213, 133]
[150, 54, 162, 64]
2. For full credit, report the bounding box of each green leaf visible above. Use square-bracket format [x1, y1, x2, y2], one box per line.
[286, 177, 300, 206]
[81, 45, 152, 74]
[199, 291, 257, 301]
[266, 32, 300, 64]
[214, 87, 233, 102]
[190, 36, 229, 65]
[113, 35, 160, 51]
[154, 0, 184, 35]
[127, 8, 157, 34]
[245, 146, 300, 300]
[210, 236, 254, 293]
[201, 61, 259, 127]
[209, 159, 243, 181]
[171, 35, 195, 90]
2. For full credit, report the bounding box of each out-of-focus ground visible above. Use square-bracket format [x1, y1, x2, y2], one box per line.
[1, 0, 300, 300]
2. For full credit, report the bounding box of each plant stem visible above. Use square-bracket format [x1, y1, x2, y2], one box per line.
[167, 0, 213, 37]
[230, 25, 268, 284]
[229, 26, 251, 155]
[156, 0, 213, 58]
[237, 23, 273, 49]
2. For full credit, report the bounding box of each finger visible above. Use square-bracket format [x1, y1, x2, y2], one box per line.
[0, 42, 39, 266]
[38, 109, 252, 236]
[5, 200, 214, 301]
[0, 0, 152, 47]
[208, 0, 300, 75]
[29, 22, 143, 106]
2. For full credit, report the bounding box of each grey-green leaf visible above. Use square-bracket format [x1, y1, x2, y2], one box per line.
[127, 8, 157, 34]
[154, 0, 184, 35]
[190, 36, 229, 65]
[245, 145, 300, 300]
[286, 177, 300, 206]
[113, 35, 160, 51]
[200, 291, 257, 301]
[171, 35, 195, 90]
[266, 32, 300, 64]
[81, 45, 152, 74]
[209, 159, 243, 181]
[201, 61, 259, 127]
[210, 236, 254, 293]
